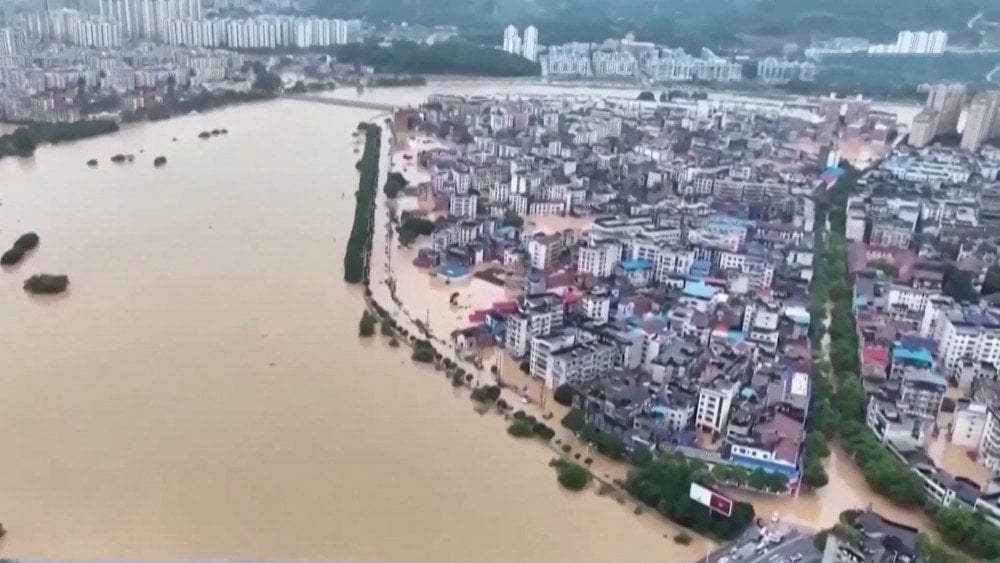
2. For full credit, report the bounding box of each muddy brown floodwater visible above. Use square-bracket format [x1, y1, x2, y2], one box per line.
[0, 99, 703, 561]
[0, 82, 938, 561]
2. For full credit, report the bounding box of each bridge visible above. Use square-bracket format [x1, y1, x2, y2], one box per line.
[282, 93, 398, 112]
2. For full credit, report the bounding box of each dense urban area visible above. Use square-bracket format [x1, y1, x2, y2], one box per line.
[4, 1, 1000, 563]
[379, 81, 1000, 561]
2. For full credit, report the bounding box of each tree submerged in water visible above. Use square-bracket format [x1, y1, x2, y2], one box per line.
[2, 232, 40, 266]
[23, 274, 69, 294]
[555, 460, 589, 491]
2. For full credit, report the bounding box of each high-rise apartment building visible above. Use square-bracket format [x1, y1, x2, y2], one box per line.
[502, 25, 520, 57]
[522, 25, 538, 62]
[926, 83, 965, 135]
[908, 109, 938, 148]
[961, 91, 1000, 152]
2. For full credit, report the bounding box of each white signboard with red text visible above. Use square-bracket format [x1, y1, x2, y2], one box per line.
[689, 482, 733, 517]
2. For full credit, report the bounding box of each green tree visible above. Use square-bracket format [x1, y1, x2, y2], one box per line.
[637, 91, 655, 101]
[556, 462, 590, 491]
[501, 210, 524, 228]
[802, 457, 829, 488]
[625, 453, 755, 540]
[507, 419, 534, 438]
[560, 408, 585, 432]
[631, 444, 653, 468]
[943, 265, 980, 302]
[982, 266, 1000, 296]
[597, 432, 626, 459]
[553, 383, 575, 406]
[358, 311, 376, 336]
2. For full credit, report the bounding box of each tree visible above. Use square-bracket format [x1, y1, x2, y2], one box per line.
[553, 384, 574, 406]
[747, 468, 770, 490]
[631, 444, 653, 468]
[560, 408, 585, 432]
[763, 471, 789, 493]
[637, 91, 655, 101]
[556, 462, 590, 491]
[533, 422, 556, 440]
[934, 505, 1000, 559]
[383, 171, 409, 198]
[625, 454, 755, 540]
[658, 92, 668, 102]
[597, 432, 626, 460]
[507, 419, 534, 437]
[501, 210, 524, 228]
[943, 265, 980, 302]
[982, 266, 1000, 296]
[358, 311, 376, 336]
[802, 458, 829, 488]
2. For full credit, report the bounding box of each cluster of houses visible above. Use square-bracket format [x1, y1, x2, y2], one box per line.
[840, 141, 1000, 527]
[399, 92, 873, 491]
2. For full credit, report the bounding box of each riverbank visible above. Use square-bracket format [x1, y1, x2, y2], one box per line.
[0, 120, 119, 159]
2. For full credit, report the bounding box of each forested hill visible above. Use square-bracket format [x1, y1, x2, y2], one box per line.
[304, 0, 1000, 52]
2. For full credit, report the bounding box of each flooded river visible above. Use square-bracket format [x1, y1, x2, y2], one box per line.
[0, 98, 698, 561]
[0, 80, 937, 560]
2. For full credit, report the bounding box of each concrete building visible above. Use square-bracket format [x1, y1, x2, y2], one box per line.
[449, 193, 478, 220]
[504, 293, 564, 358]
[961, 91, 1000, 152]
[521, 25, 538, 62]
[926, 83, 965, 136]
[908, 108, 938, 148]
[502, 25, 520, 57]
[578, 241, 620, 278]
[696, 379, 738, 434]
[934, 304, 1000, 371]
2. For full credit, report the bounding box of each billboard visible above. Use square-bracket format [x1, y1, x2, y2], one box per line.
[689, 482, 733, 517]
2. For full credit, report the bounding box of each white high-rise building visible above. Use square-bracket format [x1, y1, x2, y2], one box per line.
[502, 24, 520, 56]
[961, 91, 1000, 152]
[0, 27, 24, 56]
[521, 25, 538, 62]
[926, 83, 965, 136]
[77, 18, 122, 48]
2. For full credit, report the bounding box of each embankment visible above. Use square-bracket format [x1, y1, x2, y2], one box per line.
[343, 123, 382, 283]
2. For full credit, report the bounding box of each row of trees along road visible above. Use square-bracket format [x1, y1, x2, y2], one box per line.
[814, 165, 1000, 560]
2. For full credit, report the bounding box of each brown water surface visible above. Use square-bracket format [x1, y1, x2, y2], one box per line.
[0, 100, 687, 561]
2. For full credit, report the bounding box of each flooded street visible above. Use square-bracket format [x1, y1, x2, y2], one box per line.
[0, 99, 688, 561]
[365, 81, 936, 537]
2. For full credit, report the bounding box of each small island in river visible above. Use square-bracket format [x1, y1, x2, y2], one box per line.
[24, 273, 69, 294]
[0, 238, 36, 265]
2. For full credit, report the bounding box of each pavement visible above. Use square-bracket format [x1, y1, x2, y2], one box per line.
[697, 530, 823, 563]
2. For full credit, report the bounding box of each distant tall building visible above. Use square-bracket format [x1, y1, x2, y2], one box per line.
[502, 24, 520, 56]
[926, 83, 965, 136]
[896, 30, 948, 54]
[909, 109, 938, 148]
[961, 91, 1000, 152]
[522, 25, 538, 62]
[0, 27, 25, 56]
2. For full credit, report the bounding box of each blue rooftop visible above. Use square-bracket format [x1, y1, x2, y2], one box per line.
[683, 280, 718, 299]
[619, 258, 652, 272]
[892, 341, 934, 366]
